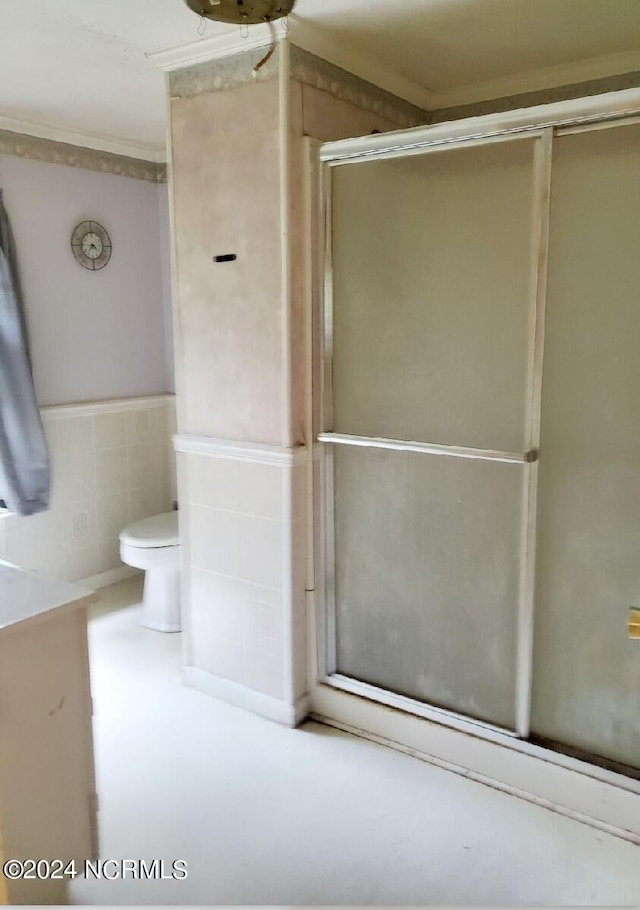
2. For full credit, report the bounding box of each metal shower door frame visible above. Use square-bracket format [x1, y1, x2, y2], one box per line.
[307, 93, 640, 836]
[314, 126, 554, 740]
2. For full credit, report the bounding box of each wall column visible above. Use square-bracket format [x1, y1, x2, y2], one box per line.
[162, 35, 426, 725]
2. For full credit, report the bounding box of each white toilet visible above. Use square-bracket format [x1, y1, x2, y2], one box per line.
[119, 511, 181, 632]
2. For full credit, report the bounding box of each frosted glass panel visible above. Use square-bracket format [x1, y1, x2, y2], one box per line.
[334, 446, 523, 728]
[531, 124, 640, 769]
[331, 138, 536, 451]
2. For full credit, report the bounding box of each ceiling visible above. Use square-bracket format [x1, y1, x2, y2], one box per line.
[1, 0, 640, 158]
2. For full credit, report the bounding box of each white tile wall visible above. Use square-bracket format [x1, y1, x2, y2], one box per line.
[0, 396, 177, 584]
[182, 448, 308, 707]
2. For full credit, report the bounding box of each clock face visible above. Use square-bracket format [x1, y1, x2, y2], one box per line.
[71, 221, 112, 270]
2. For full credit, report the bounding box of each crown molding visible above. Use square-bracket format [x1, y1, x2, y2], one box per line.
[287, 17, 431, 112]
[150, 21, 640, 117]
[0, 114, 165, 163]
[0, 129, 166, 182]
[148, 21, 286, 71]
[429, 47, 640, 111]
[149, 16, 431, 113]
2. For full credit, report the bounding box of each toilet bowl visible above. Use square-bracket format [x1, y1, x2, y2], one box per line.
[119, 511, 181, 632]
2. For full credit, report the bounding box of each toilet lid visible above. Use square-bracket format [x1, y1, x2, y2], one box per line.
[120, 511, 180, 548]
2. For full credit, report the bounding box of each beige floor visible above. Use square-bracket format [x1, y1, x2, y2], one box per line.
[70, 575, 640, 906]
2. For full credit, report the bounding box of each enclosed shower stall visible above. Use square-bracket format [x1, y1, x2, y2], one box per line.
[313, 107, 640, 783]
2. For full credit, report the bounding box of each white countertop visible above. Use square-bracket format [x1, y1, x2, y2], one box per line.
[0, 560, 95, 631]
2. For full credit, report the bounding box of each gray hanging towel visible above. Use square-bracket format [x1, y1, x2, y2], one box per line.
[0, 190, 50, 516]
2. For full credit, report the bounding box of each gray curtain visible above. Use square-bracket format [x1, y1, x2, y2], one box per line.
[0, 190, 50, 516]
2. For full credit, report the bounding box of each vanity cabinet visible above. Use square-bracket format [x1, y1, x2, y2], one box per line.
[0, 562, 98, 904]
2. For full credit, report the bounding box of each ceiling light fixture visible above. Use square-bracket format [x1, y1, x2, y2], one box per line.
[183, 0, 297, 26]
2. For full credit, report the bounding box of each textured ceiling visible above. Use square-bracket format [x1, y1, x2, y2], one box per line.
[1, 0, 640, 154]
[0, 0, 201, 154]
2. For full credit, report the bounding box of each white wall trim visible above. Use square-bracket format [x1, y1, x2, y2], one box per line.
[149, 16, 431, 112]
[429, 47, 640, 111]
[41, 394, 175, 421]
[148, 19, 640, 115]
[183, 666, 310, 727]
[173, 434, 307, 467]
[280, 39, 292, 450]
[80, 565, 140, 592]
[149, 21, 285, 71]
[0, 114, 165, 163]
[320, 86, 640, 162]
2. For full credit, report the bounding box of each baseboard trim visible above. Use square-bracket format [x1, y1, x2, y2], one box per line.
[183, 666, 310, 727]
[80, 565, 140, 591]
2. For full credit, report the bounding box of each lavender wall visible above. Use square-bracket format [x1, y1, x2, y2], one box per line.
[157, 181, 176, 394]
[0, 152, 173, 405]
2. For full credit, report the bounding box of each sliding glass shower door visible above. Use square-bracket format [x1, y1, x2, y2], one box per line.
[320, 116, 640, 774]
[530, 123, 640, 771]
[322, 135, 546, 731]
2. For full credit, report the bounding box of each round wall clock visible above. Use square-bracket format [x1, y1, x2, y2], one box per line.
[71, 221, 112, 271]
